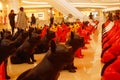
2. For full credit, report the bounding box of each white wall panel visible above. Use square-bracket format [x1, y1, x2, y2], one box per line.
[8, 0, 19, 13]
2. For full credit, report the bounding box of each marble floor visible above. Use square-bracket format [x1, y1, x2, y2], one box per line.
[0, 24, 103, 80]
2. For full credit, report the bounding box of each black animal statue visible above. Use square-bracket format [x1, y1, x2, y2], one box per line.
[0, 28, 29, 64]
[0, 31, 18, 64]
[0, 39, 17, 64]
[10, 30, 41, 64]
[0, 29, 19, 79]
[63, 31, 85, 72]
[35, 29, 55, 54]
[11, 27, 40, 48]
[11, 28, 23, 40]
[33, 27, 42, 34]
[16, 31, 85, 80]
[13, 29, 29, 48]
[1, 29, 13, 40]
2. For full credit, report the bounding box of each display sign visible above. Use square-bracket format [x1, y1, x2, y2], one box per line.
[38, 12, 44, 20]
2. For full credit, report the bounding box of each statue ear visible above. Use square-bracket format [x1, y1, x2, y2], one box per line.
[50, 40, 56, 53]
[0, 31, 3, 38]
[70, 31, 74, 40]
[2, 29, 5, 33]
[28, 31, 32, 39]
[46, 29, 49, 37]
[46, 29, 49, 34]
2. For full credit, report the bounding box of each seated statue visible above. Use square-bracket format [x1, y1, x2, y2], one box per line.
[17, 31, 85, 80]
[0, 29, 18, 64]
[10, 29, 41, 64]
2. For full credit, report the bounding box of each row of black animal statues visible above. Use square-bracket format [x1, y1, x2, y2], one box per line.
[0, 27, 85, 80]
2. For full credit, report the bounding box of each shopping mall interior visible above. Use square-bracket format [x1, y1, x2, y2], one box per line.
[0, 0, 120, 80]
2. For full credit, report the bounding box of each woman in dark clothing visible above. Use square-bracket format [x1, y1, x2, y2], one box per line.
[8, 10, 16, 35]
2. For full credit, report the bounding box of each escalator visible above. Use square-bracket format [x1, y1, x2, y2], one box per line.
[44, 0, 87, 22]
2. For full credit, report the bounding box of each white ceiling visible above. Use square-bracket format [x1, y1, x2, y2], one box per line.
[20, 0, 120, 11]
[22, 0, 120, 3]
[66, 0, 120, 3]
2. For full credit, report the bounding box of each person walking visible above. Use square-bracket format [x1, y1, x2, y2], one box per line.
[8, 9, 16, 35]
[16, 7, 28, 30]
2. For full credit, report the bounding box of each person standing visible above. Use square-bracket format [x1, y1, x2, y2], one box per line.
[49, 8, 54, 27]
[89, 12, 93, 20]
[8, 10, 16, 35]
[31, 13, 36, 27]
[16, 7, 28, 30]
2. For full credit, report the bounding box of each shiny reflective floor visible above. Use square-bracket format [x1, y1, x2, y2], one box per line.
[1, 24, 103, 80]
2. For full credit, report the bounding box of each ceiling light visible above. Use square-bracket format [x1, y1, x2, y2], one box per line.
[22, 0, 48, 5]
[0, 2, 2, 10]
[102, 7, 120, 12]
[71, 2, 120, 6]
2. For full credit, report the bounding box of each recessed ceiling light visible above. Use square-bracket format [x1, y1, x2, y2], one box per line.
[22, 0, 48, 5]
